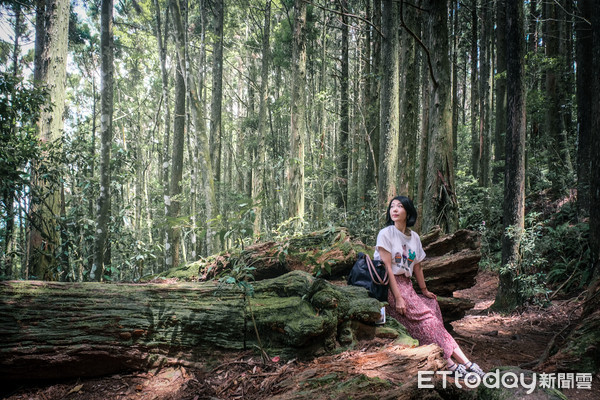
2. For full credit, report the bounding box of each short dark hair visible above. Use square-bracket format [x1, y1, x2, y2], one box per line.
[385, 196, 418, 227]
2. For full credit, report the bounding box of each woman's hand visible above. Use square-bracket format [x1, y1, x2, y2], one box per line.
[395, 295, 407, 315]
[422, 288, 437, 300]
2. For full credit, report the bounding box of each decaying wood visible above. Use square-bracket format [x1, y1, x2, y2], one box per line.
[160, 227, 369, 282]
[0, 271, 415, 381]
[158, 226, 480, 322]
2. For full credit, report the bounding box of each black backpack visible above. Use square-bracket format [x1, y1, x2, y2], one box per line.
[347, 252, 389, 302]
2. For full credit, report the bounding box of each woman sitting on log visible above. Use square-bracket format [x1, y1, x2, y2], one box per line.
[374, 195, 486, 381]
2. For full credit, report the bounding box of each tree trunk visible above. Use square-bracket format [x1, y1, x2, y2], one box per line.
[91, 0, 114, 281]
[470, 0, 479, 179]
[421, 0, 458, 234]
[0, 271, 390, 381]
[494, 0, 507, 184]
[545, 1, 571, 195]
[253, 0, 271, 238]
[494, 0, 527, 312]
[575, 0, 592, 218]
[288, 0, 307, 230]
[478, 1, 491, 188]
[337, 0, 349, 209]
[399, 0, 418, 200]
[377, 0, 400, 209]
[28, 0, 70, 280]
[210, 0, 224, 188]
[171, 0, 218, 255]
[167, 37, 186, 269]
[591, 0, 600, 279]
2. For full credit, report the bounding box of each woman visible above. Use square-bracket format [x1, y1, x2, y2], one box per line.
[374, 195, 485, 380]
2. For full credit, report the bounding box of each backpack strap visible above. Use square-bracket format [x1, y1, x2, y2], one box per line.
[365, 254, 389, 286]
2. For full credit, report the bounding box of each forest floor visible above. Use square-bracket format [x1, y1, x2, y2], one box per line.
[3, 269, 599, 400]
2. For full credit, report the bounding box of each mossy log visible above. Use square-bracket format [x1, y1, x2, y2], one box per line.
[157, 226, 480, 324]
[0, 271, 417, 382]
[158, 227, 369, 282]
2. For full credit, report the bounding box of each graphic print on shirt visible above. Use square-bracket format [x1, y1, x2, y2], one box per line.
[394, 244, 412, 274]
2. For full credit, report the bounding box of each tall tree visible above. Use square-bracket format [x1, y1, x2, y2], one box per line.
[338, 0, 349, 209]
[494, 0, 507, 183]
[494, 0, 526, 311]
[421, 0, 457, 234]
[398, 0, 419, 200]
[576, 0, 593, 217]
[545, 1, 572, 195]
[377, 0, 399, 209]
[28, 0, 70, 280]
[252, 0, 271, 237]
[469, 0, 479, 179]
[210, 0, 224, 186]
[166, 12, 186, 269]
[288, 0, 307, 229]
[591, 0, 600, 278]
[171, 0, 218, 254]
[478, 1, 492, 187]
[92, 0, 114, 281]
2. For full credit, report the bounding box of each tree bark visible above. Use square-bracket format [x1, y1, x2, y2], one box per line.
[470, 0, 479, 179]
[0, 271, 391, 381]
[28, 0, 70, 280]
[171, 0, 218, 255]
[494, 0, 507, 184]
[91, 0, 114, 281]
[210, 0, 224, 186]
[377, 0, 400, 209]
[494, 0, 527, 311]
[253, 0, 271, 238]
[421, 0, 458, 234]
[337, 0, 349, 209]
[160, 226, 480, 323]
[288, 0, 307, 229]
[575, 0, 592, 218]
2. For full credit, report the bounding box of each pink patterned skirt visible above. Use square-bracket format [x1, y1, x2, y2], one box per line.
[386, 274, 458, 360]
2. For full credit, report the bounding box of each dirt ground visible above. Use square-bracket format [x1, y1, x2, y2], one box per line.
[3, 269, 599, 400]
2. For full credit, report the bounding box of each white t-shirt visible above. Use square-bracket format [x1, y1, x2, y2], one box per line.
[373, 225, 426, 278]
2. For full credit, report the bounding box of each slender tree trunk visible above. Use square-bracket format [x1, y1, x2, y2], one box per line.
[421, 0, 457, 234]
[576, 0, 593, 218]
[153, 0, 172, 270]
[28, 0, 69, 280]
[494, 1, 507, 185]
[478, 1, 491, 188]
[337, 0, 349, 209]
[494, 0, 526, 311]
[451, 0, 459, 168]
[210, 0, 224, 190]
[470, 0, 479, 179]
[367, 0, 381, 192]
[378, 0, 400, 209]
[167, 39, 186, 269]
[398, 0, 418, 200]
[415, 1, 428, 233]
[171, 0, 217, 255]
[91, 0, 113, 281]
[545, 1, 569, 195]
[253, 0, 271, 238]
[288, 0, 307, 230]
[590, 0, 600, 278]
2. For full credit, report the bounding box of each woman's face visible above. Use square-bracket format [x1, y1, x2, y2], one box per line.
[389, 200, 407, 224]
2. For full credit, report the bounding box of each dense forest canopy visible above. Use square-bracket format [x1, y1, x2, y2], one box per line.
[0, 0, 598, 310]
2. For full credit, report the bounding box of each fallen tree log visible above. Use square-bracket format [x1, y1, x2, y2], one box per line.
[157, 226, 481, 323]
[0, 271, 416, 382]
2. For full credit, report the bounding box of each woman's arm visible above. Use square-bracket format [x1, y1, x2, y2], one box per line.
[378, 248, 406, 315]
[413, 263, 436, 299]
